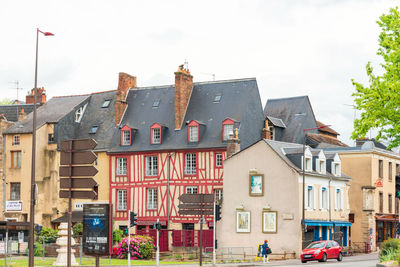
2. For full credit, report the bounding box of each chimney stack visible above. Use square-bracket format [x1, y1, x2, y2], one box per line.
[226, 128, 241, 158]
[262, 120, 271, 140]
[174, 64, 193, 130]
[18, 107, 27, 121]
[115, 72, 137, 126]
[26, 87, 47, 105]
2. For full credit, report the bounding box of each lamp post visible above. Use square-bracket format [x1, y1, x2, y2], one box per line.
[28, 28, 54, 267]
[301, 124, 330, 248]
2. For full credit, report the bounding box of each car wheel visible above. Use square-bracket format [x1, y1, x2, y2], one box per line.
[318, 253, 327, 262]
[301, 260, 307, 263]
[337, 252, 343, 261]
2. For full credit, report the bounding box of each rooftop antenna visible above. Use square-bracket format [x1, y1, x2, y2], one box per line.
[200, 73, 216, 81]
[9, 80, 24, 103]
[184, 59, 189, 70]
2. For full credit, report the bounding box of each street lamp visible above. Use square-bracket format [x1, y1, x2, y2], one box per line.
[301, 124, 330, 246]
[28, 28, 54, 267]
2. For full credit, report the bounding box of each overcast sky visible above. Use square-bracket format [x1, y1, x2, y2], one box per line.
[0, 0, 397, 146]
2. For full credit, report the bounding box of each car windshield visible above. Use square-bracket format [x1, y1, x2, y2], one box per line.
[306, 242, 326, 249]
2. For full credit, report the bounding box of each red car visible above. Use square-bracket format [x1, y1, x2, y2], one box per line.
[300, 240, 342, 263]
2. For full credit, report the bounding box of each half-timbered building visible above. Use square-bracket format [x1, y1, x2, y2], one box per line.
[108, 66, 264, 250]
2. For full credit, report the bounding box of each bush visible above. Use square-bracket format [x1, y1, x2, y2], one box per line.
[26, 242, 44, 256]
[38, 227, 59, 243]
[113, 229, 124, 244]
[72, 223, 83, 237]
[380, 238, 400, 262]
[117, 235, 155, 259]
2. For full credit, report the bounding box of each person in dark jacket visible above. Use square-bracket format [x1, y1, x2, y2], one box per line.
[261, 240, 270, 263]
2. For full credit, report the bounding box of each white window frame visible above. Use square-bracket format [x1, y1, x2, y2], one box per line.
[185, 153, 197, 175]
[117, 189, 127, 211]
[75, 103, 87, 123]
[147, 188, 157, 210]
[305, 185, 315, 210]
[10, 182, 21, 200]
[145, 156, 158, 177]
[186, 186, 198, 194]
[12, 135, 20, 145]
[223, 124, 234, 141]
[302, 147, 313, 172]
[335, 188, 343, 210]
[189, 125, 198, 142]
[122, 130, 131, 145]
[215, 189, 223, 202]
[320, 187, 328, 210]
[215, 153, 223, 167]
[152, 128, 161, 144]
[116, 158, 127, 176]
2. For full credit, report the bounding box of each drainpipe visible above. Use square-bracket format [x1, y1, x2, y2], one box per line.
[3, 133, 6, 221]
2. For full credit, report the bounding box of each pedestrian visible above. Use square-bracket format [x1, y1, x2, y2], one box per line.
[261, 240, 271, 263]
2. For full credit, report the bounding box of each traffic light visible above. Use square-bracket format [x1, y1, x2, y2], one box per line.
[215, 204, 222, 221]
[397, 223, 400, 235]
[130, 212, 137, 227]
[396, 175, 400, 198]
[153, 222, 162, 230]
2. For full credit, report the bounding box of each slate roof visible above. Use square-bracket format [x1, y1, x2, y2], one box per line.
[0, 104, 34, 122]
[307, 133, 348, 148]
[264, 96, 318, 144]
[266, 116, 286, 128]
[325, 140, 400, 158]
[4, 95, 89, 134]
[109, 78, 264, 153]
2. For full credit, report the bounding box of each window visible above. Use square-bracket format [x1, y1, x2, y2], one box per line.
[152, 99, 160, 108]
[305, 157, 312, 171]
[379, 192, 383, 213]
[102, 99, 111, 108]
[223, 124, 234, 141]
[48, 133, 55, 143]
[147, 188, 157, 210]
[11, 151, 21, 168]
[389, 162, 393, 181]
[332, 162, 341, 176]
[116, 158, 127, 176]
[145, 156, 158, 177]
[185, 153, 196, 175]
[321, 187, 328, 210]
[186, 186, 198, 194]
[213, 94, 222, 103]
[122, 130, 131, 145]
[396, 197, 399, 215]
[117, 190, 127, 211]
[75, 104, 87, 123]
[306, 186, 314, 209]
[151, 127, 161, 144]
[379, 160, 383, 178]
[12, 135, 20, 145]
[335, 189, 343, 210]
[189, 126, 198, 142]
[89, 125, 98, 134]
[10, 183, 20, 200]
[215, 153, 223, 167]
[397, 163, 400, 176]
[389, 194, 393, 213]
[268, 126, 274, 140]
[215, 189, 223, 202]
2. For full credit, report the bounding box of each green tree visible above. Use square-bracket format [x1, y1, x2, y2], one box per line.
[352, 7, 400, 149]
[0, 98, 12, 105]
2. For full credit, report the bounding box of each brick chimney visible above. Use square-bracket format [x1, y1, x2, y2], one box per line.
[26, 87, 47, 105]
[18, 107, 27, 121]
[262, 120, 271, 140]
[174, 65, 193, 130]
[115, 72, 137, 127]
[226, 128, 241, 158]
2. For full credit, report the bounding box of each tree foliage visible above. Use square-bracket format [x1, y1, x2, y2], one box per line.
[352, 7, 400, 149]
[0, 98, 12, 105]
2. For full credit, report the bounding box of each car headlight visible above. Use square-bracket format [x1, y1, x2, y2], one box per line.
[314, 249, 321, 254]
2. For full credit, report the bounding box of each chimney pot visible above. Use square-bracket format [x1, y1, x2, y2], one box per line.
[174, 65, 193, 130]
[115, 72, 137, 127]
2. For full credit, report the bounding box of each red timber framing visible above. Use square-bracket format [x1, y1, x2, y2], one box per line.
[109, 149, 225, 226]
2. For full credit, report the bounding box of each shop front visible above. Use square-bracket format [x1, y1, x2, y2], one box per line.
[303, 220, 351, 248]
[376, 214, 398, 247]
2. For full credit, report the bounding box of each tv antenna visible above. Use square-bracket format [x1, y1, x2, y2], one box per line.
[200, 73, 216, 81]
[9, 80, 24, 103]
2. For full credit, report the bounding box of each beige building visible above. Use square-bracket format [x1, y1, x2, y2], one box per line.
[328, 139, 400, 251]
[217, 139, 351, 258]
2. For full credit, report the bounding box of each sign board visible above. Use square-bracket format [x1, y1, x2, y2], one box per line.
[376, 179, 383, 187]
[6, 201, 22, 212]
[18, 232, 24, 243]
[83, 204, 110, 255]
[178, 194, 214, 203]
[74, 202, 109, 211]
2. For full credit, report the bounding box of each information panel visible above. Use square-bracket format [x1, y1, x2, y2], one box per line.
[83, 204, 110, 255]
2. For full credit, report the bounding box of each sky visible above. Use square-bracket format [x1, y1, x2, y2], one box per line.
[0, 0, 397, 146]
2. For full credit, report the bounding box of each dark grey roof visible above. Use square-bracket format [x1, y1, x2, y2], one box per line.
[4, 95, 89, 134]
[266, 116, 286, 128]
[0, 104, 34, 122]
[109, 78, 264, 152]
[264, 96, 318, 144]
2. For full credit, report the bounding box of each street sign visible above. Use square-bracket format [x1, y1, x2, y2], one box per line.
[60, 139, 97, 151]
[178, 209, 214, 216]
[60, 178, 98, 189]
[59, 165, 98, 177]
[60, 190, 97, 199]
[178, 204, 214, 210]
[60, 151, 97, 165]
[83, 204, 110, 256]
[178, 194, 214, 203]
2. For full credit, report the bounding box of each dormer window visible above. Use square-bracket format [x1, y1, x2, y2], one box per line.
[89, 126, 98, 134]
[151, 123, 161, 144]
[102, 99, 111, 108]
[302, 147, 312, 171]
[188, 121, 199, 142]
[75, 103, 87, 123]
[332, 153, 341, 176]
[120, 125, 132, 146]
[222, 119, 234, 141]
[316, 151, 326, 174]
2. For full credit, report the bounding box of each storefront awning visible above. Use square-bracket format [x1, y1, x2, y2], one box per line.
[332, 221, 352, 227]
[304, 220, 333, 226]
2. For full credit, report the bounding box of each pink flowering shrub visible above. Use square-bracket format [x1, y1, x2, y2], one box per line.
[117, 235, 155, 259]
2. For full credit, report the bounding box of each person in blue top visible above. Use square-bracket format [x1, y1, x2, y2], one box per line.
[261, 240, 270, 263]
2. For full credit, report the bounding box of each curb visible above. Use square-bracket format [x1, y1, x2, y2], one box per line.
[376, 264, 390, 267]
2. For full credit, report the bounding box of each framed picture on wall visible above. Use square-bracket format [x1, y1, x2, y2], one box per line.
[262, 210, 277, 233]
[236, 211, 251, 233]
[249, 174, 264, 196]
